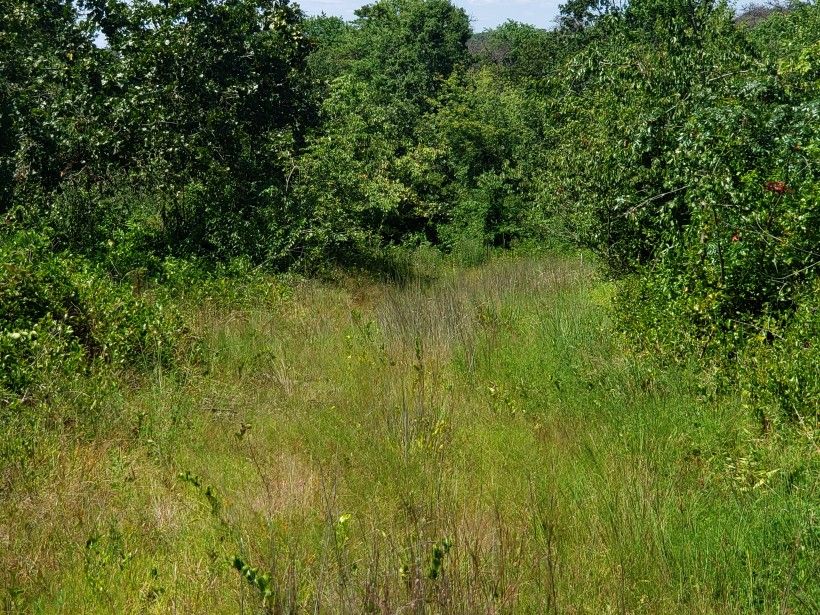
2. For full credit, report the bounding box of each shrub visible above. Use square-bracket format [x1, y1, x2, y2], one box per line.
[740, 284, 820, 422]
[0, 232, 183, 404]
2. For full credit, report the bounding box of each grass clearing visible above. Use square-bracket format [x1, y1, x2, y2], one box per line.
[1, 254, 817, 613]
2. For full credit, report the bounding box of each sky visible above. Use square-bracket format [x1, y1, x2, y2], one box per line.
[295, 0, 566, 32]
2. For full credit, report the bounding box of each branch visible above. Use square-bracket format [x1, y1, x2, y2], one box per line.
[623, 184, 691, 217]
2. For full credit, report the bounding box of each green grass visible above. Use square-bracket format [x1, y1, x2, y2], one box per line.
[1, 254, 817, 613]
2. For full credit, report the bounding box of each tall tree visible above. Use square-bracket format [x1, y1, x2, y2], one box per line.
[557, 0, 624, 31]
[350, 0, 471, 121]
[293, 0, 473, 258]
[78, 0, 314, 257]
[469, 21, 562, 83]
[304, 14, 355, 85]
[0, 0, 95, 198]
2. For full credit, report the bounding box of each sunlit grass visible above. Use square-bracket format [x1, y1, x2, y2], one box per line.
[1, 254, 817, 613]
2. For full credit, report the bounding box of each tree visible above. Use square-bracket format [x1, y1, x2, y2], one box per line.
[469, 21, 563, 83]
[76, 0, 314, 258]
[350, 0, 471, 121]
[557, 0, 624, 31]
[0, 82, 12, 213]
[304, 14, 355, 85]
[293, 0, 473, 260]
[0, 0, 96, 199]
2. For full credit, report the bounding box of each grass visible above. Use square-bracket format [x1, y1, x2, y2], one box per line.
[1, 253, 818, 613]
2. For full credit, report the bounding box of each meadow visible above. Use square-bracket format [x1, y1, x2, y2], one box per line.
[2, 253, 816, 613]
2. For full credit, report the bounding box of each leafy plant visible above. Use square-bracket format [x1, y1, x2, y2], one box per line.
[0, 231, 182, 403]
[427, 538, 452, 580]
[232, 556, 274, 612]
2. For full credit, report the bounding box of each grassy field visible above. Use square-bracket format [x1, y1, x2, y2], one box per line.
[1, 254, 817, 614]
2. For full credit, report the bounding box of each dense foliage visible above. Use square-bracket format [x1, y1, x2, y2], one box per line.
[0, 0, 818, 416]
[538, 0, 819, 418]
[0, 231, 181, 407]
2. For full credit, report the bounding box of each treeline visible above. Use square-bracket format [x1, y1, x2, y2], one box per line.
[1, 0, 818, 418]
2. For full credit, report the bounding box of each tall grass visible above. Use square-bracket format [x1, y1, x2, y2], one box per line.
[1, 254, 817, 613]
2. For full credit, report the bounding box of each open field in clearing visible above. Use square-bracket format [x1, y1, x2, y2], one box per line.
[1, 255, 817, 613]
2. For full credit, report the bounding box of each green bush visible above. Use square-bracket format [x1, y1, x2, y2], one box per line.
[740, 284, 820, 422]
[1, 0, 817, 421]
[0, 232, 183, 403]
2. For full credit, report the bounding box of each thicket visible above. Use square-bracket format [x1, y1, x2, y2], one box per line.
[0, 0, 817, 417]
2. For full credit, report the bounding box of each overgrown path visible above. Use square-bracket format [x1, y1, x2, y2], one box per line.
[4, 256, 817, 613]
